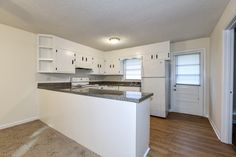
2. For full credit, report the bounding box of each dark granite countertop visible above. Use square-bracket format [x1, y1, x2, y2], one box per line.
[89, 81, 141, 87]
[38, 83, 152, 103]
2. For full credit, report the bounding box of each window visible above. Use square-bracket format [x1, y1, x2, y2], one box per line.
[124, 59, 142, 80]
[175, 53, 201, 85]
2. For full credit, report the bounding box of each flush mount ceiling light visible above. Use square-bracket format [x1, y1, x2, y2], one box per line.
[108, 37, 120, 45]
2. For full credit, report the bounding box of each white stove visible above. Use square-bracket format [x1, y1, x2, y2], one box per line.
[71, 77, 99, 89]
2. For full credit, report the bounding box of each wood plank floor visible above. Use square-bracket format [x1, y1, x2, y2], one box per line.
[148, 112, 236, 157]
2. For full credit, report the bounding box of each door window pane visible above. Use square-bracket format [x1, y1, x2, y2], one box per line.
[175, 53, 200, 85]
[176, 54, 200, 65]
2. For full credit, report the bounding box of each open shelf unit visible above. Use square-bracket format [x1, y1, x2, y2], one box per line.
[37, 35, 55, 73]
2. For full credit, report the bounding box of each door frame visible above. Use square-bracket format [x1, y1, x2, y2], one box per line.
[221, 16, 236, 144]
[170, 49, 206, 116]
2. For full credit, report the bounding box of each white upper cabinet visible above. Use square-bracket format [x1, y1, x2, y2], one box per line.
[37, 34, 170, 76]
[75, 53, 93, 69]
[142, 42, 170, 77]
[37, 34, 77, 74]
[91, 57, 105, 74]
[55, 49, 75, 74]
[104, 58, 123, 75]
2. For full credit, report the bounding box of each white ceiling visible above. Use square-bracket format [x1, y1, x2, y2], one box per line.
[0, 0, 230, 51]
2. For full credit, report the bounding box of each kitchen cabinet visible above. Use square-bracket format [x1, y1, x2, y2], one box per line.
[75, 53, 92, 69]
[91, 58, 105, 74]
[118, 86, 141, 92]
[55, 49, 76, 74]
[158, 52, 170, 60]
[37, 34, 55, 73]
[37, 34, 76, 74]
[104, 58, 123, 75]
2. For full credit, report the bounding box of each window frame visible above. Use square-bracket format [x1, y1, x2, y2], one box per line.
[123, 58, 142, 81]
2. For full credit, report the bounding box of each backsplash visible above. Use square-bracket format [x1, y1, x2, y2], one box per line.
[37, 69, 105, 83]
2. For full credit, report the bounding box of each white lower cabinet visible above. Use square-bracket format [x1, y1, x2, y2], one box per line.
[118, 86, 141, 92]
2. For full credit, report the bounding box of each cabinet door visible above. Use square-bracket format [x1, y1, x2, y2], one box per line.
[104, 60, 112, 74]
[98, 59, 105, 74]
[91, 58, 104, 74]
[75, 54, 92, 69]
[91, 58, 100, 74]
[55, 49, 75, 74]
[113, 58, 123, 75]
[158, 52, 170, 60]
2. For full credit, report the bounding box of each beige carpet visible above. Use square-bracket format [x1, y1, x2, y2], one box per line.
[0, 120, 100, 157]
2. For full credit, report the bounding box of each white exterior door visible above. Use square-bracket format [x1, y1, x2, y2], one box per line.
[171, 50, 204, 116]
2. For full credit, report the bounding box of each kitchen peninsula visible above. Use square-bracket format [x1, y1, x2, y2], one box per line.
[38, 83, 153, 157]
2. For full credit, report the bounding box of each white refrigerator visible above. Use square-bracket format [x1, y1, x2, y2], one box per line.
[142, 60, 170, 118]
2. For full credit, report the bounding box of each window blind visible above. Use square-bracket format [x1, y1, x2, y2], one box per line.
[175, 53, 200, 85]
[124, 59, 142, 80]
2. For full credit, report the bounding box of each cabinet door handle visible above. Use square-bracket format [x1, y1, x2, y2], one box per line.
[100, 64, 102, 68]
[151, 55, 153, 59]
[156, 54, 158, 59]
[113, 64, 114, 68]
[86, 58, 87, 62]
[97, 64, 99, 68]
[72, 60, 74, 64]
[82, 57, 84, 61]
[110, 65, 111, 68]
[55, 67, 57, 71]
[168, 53, 170, 58]
[56, 50, 58, 52]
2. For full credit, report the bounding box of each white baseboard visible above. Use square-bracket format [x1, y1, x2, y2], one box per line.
[144, 147, 150, 157]
[0, 117, 39, 130]
[208, 117, 221, 141]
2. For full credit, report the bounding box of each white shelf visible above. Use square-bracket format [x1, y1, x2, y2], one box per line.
[37, 34, 54, 73]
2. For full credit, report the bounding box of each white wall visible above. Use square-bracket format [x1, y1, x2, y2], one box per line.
[209, 0, 236, 141]
[0, 24, 37, 129]
[105, 41, 170, 58]
[170, 38, 210, 117]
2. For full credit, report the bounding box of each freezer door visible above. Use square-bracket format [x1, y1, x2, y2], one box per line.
[142, 78, 167, 117]
[142, 58, 166, 77]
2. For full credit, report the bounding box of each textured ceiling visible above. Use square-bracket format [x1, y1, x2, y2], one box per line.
[0, 0, 230, 51]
